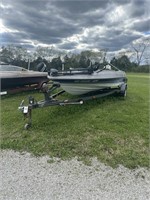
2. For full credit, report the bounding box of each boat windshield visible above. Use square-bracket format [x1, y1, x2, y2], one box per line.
[0, 65, 27, 72]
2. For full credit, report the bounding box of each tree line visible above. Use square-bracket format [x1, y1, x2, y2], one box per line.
[0, 45, 149, 73]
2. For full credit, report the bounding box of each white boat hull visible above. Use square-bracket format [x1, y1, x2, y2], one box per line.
[49, 70, 127, 95]
[60, 81, 125, 95]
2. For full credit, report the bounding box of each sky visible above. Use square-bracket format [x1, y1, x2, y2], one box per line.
[0, 0, 150, 54]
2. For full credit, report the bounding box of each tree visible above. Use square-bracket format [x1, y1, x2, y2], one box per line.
[63, 55, 71, 70]
[51, 56, 62, 70]
[0, 45, 32, 68]
[0, 46, 14, 61]
[131, 37, 150, 66]
[79, 52, 88, 68]
[1, 45, 31, 61]
[77, 49, 107, 68]
[110, 55, 133, 71]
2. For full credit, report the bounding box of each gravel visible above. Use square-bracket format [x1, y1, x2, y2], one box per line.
[0, 150, 149, 200]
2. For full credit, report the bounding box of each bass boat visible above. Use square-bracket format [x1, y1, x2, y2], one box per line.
[48, 64, 127, 96]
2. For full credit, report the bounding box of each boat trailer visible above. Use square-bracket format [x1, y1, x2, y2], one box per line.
[18, 82, 127, 129]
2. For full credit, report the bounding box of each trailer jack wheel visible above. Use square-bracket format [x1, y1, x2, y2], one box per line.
[23, 107, 32, 130]
[24, 123, 31, 130]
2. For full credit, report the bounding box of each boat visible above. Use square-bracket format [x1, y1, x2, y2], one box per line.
[0, 62, 49, 93]
[18, 63, 127, 129]
[48, 64, 127, 96]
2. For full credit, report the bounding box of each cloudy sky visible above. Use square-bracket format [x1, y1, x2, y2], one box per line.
[0, 0, 150, 53]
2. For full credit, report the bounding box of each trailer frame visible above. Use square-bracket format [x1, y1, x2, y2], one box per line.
[18, 82, 127, 129]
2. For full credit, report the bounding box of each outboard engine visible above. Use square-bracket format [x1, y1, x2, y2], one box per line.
[49, 68, 58, 76]
[36, 62, 47, 72]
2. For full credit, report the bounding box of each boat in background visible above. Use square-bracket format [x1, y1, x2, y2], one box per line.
[48, 64, 127, 96]
[0, 62, 49, 94]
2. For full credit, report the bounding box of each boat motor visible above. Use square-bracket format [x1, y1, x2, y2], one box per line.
[37, 62, 47, 72]
[49, 68, 58, 76]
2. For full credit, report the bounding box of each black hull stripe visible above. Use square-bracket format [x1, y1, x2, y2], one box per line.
[53, 77, 127, 84]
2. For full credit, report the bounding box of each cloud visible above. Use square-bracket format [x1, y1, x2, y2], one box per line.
[131, 0, 148, 18]
[131, 19, 150, 32]
[52, 0, 109, 15]
[58, 41, 78, 50]
[0, 0, 149, 53]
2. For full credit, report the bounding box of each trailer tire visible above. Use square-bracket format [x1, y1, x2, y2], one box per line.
[24, 123, 30, 130]
[120, 84, 127, 97]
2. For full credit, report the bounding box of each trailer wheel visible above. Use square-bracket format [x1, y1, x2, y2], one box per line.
[120, 89, 127, 97]
[24, 123, 30, 130]
[120, 84, 127, 97]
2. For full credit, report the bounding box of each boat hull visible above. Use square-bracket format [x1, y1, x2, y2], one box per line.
[1, 76, 48, 91]
[0, 64, 49, 91]
[56, 78, 126, 95]
[49, 70, 127, 95]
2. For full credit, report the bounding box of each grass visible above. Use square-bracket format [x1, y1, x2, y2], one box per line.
[1, 73, 149, 168]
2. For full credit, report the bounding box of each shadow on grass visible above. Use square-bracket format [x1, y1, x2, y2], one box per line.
[29, 93, 124, 129]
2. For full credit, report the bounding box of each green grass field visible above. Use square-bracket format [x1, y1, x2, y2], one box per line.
[1, 73, 149, 168]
